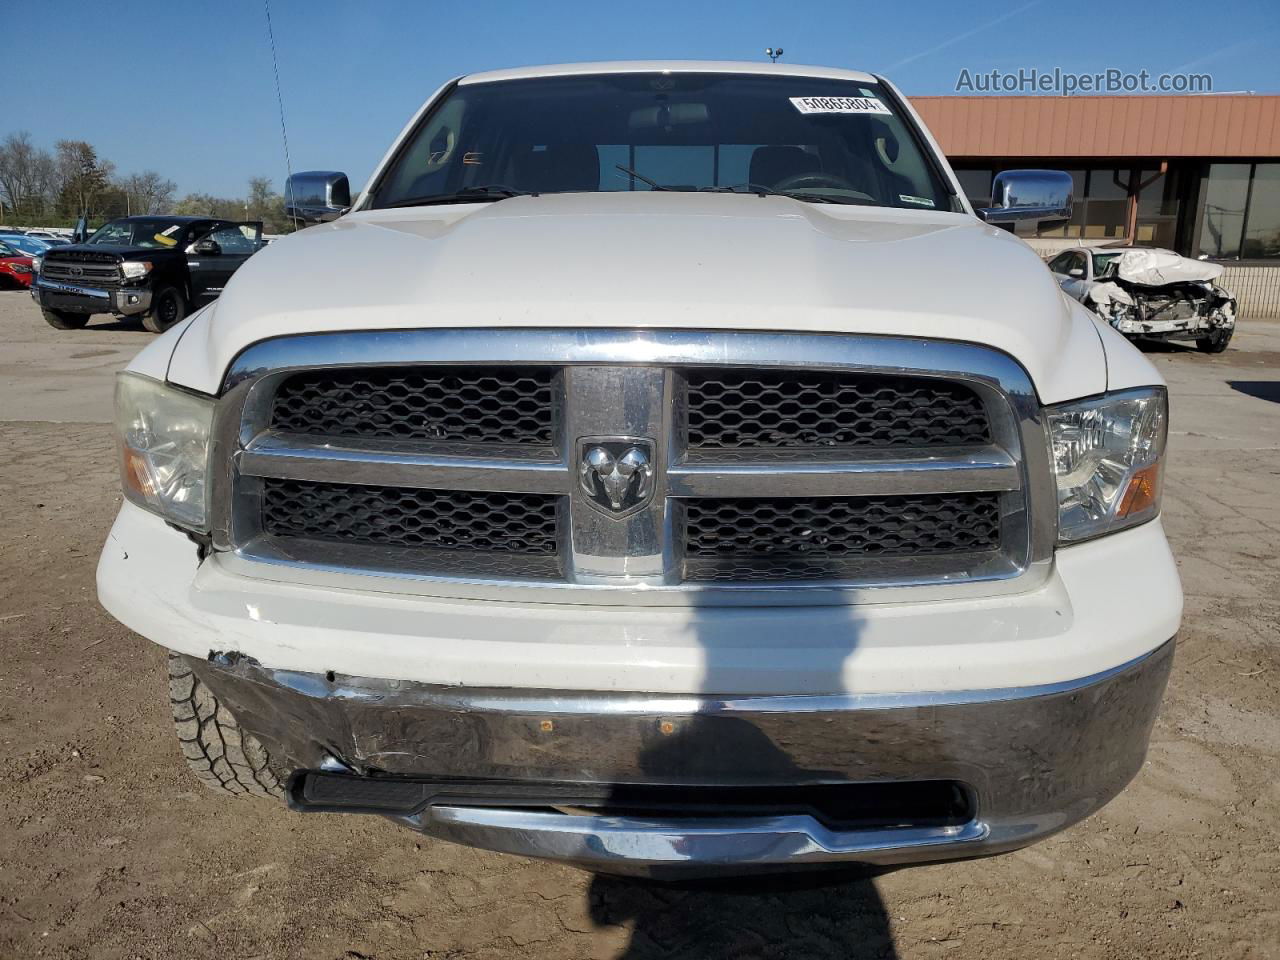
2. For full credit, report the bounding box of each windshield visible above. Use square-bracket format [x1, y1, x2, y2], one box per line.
[1093, 252, 1124, 279]
[0, 241, 19, 258]
[371, 73, 956, 212]
[0, 235, 46, 254]
[86, 218, 192, 248]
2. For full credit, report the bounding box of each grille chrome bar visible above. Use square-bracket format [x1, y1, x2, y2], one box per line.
[211, 329, 1055, 606]
[668, 446, 1019, 498]
[238, 431, 566, 493]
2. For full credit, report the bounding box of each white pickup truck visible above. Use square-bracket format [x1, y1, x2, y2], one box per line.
[97, 61, 1180, 877]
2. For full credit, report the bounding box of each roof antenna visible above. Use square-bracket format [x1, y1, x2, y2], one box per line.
[765, 47, 784, 63]
[263, 0, 297, 228]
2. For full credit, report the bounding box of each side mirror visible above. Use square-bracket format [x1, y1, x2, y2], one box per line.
[285, 171, 351, 224]
[72, 215, 89, 244]
[193, 238, 221, 256]
[1068, 267, 1085, 278]
[977, 170, 1073, 225]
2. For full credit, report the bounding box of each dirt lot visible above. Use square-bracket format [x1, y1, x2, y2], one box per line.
[1, 289, 1277, 959]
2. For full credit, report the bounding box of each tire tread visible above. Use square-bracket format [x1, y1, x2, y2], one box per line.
[166, 653, 284, 799]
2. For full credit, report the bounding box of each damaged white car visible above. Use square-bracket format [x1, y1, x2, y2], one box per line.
[1049, 246, 1236, 353]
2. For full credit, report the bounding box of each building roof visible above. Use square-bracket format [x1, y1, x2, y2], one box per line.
[909, 94, 1280, 159]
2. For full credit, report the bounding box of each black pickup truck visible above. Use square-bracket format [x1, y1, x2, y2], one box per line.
[32, 215, 263, 333]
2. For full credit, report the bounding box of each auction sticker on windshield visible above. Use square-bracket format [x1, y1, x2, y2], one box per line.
[789, 96, 892, 115]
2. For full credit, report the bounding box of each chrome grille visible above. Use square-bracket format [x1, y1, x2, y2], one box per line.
[271, 366, 555, 446]
[40, 256, 120, 283]
[685, 369, 989, 449]
[214, 330, 1052, 602]
[683, 492, 1002, 582]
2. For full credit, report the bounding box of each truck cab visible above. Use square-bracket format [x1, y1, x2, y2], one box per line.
[34, 215, 262, 332]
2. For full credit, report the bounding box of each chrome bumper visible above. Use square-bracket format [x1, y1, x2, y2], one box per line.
[32, 278, 151, 315]
[185, 638, 1173, 876]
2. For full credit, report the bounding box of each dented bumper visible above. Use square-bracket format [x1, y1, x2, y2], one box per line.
[181, 639, 1173, 875]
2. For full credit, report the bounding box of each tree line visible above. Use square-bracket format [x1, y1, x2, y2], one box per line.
[0, 132, 296, 234]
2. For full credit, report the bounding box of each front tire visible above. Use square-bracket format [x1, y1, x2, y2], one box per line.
[167, 653, 284, 798]
[1196, 328, 1233, 354]
[42, 308, 90, 330]
[142, 286, 186, 334]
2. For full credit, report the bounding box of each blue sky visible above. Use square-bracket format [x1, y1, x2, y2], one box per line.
[11, 0, 1279, 198]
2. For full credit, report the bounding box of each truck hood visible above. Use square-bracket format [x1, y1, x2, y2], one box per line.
[166, 192, 1105, 401]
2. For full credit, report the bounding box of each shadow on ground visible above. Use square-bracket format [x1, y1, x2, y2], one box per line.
[1227, 380, 1280, 404]
[589, 868, 896, 959]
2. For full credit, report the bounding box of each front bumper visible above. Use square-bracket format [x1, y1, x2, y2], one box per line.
[99, 501, 1181, 874]
[186, 639, 1173, 875]
[32, 277, 151, 315]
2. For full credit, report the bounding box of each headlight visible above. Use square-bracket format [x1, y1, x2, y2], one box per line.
[120, 260, 153, 279]
[31, 256, 41, 273]
[115, 373, 215, 531]
[1048, 387, 1167, 543]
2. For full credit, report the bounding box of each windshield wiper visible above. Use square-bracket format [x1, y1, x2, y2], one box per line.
[700, 182, 778, 197]
[383, 185, 532, 208]
[614, 164, 671, 191]
[701, 183, 877, 206]
[783, 192, 877, 206]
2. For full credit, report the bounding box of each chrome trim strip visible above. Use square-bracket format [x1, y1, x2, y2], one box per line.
[667, 445, 1020, 497]
[419, 805, 988, 867]
[34, 278, 110, 299]
[223, 328, 1042, 391]
[238, 431, 567, 493]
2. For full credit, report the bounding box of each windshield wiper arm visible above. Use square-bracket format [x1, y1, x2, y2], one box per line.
[383, 185, 532, 208]
[614, 164, 671, 191]
[701, 183, 877, 206]
[782, 192, 877, 206]
[700, 182, 780, 196]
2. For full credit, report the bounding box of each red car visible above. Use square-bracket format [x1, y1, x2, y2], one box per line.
[0, 240, 34, 289]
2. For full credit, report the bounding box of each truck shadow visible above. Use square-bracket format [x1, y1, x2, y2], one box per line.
[589, 867, 896, 959]
[586, 558, 901, 959]
[1227, 380, 1280, 404]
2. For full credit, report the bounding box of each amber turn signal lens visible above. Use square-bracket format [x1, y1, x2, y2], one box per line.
[121, 443, 155, 498]
[1117, 462, 1161, 518]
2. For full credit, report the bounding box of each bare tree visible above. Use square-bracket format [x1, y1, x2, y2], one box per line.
[119, 171, 177, 215]
[0, 132, 54, 218]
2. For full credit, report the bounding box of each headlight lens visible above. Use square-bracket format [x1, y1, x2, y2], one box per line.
[1048, 387, 1167, 543]
[115, 373, 214, 531]
[31, 256, 41, 273]
[120, 260, 153, 279]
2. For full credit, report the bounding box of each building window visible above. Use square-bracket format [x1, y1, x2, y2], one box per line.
[1197, 162, 1280, 260]
[1135, 167, 1183, 249]
[1036, 169, 1126, 240]
[1243, 164, 1280, 259]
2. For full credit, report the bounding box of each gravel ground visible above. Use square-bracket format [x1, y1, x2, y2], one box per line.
[1, 289, 1277, 959]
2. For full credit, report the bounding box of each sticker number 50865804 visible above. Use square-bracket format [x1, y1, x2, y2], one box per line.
[789, 96, 892, 115]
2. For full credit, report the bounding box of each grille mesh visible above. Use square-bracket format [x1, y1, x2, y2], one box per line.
[685, 369, 989, 450]
[40, 255, 120, 283]
[683, 493, 1002, 581]
[261, 478, 560, 558]
[271, 366, 555, 446]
